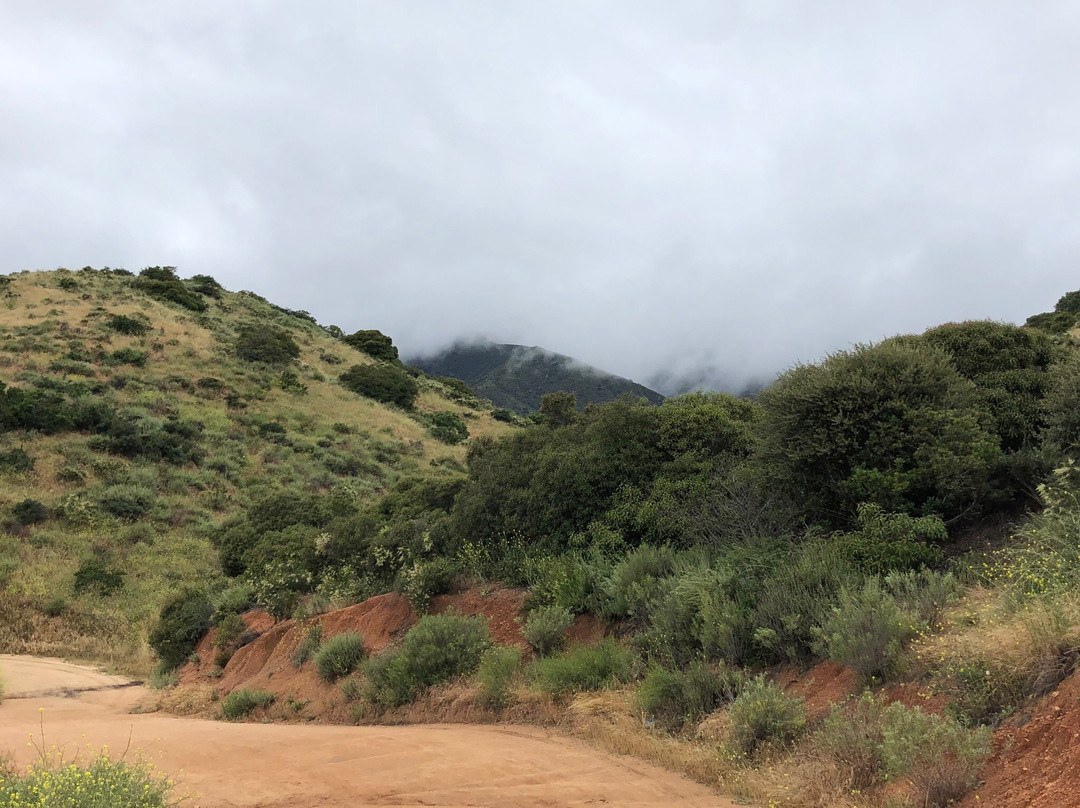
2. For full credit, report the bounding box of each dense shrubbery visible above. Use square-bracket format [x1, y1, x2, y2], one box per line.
[133, 266, 208, 312]
[476, 645, 521, 707]
[637, 660, 744, 729]
[339, 363, 418, 409]
[314, 632, 366, 681]
[521, 605, 574, 655]
[105, 313, 152, 335]
[342, 329, 399, 362]
[725, 675, 807, 756]
[426, 411, 469, 444]
[235, 323, 301, 365]
[530, 639, 631, 695]
[150, 588, 213, 670]
[222, 687, 276, 719]
[364, 614, 491, 706]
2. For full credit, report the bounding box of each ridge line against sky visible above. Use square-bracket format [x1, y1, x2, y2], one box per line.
[2, 1, 1078, 392]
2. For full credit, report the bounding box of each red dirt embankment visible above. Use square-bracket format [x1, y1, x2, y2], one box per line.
[181, 587, 605, 717]
[959, 668, 1080, 808]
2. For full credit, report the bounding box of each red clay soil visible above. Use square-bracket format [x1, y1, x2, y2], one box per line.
[180, 586, 609, 718]
[779, 661, 859, 722]
[959, 669, 1080, 808]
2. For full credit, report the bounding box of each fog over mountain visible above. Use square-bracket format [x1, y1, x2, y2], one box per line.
[3, 2, 1079, 392]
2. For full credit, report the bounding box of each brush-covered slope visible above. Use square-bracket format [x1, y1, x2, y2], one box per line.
[0, 267, 513, 672]
[409, 341, 664, 415]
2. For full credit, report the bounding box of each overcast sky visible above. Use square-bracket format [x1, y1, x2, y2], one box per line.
[3, 2, 1079, 392]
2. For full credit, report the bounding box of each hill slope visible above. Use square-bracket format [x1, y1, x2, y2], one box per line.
[409, 341, 665, 414]
[0, 267, 513, 672]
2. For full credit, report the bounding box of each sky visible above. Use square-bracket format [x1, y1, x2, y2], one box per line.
[3, 2, 1080, 393]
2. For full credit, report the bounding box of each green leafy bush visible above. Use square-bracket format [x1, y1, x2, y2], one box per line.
[637, 660, 744, 730]
[222, 687, 276, 719]
[107, 347, 149, 367]
[530, 639, 631, 696]
[97, 484, 156, 520]
[235, 323, 301, 365]
[725, 675, 807, 757]
[10, 498, 48, 526]
[342, 329, 399, 362]
[602, 544, 676, 622]
[133, 267, 208, 312]
[814, 577, 916, 683]
[73, 558, 125, 596]
[521, 605, 574, 655]
[105, 313, 152, 335]
[0, 754, 176, 807]
[149, 588, 213, 670]
[339, 363, 418, 409]
[314, 632, 367, 682]
[834, 503, 946, 574]
[364, 613, 491, 707]
[402, 558, 459, 613]
[188, 274, 223, 299]
[427, 411, 469, 444]
[476, 645, 522, 707]
[0, 448, 34, 473]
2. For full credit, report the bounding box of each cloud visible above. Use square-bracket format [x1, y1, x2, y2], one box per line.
[3, 1, 1079, 392]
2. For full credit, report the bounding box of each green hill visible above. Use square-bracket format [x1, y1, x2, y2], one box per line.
[409, 341, 665, 414]
[0, 267, 513, 672]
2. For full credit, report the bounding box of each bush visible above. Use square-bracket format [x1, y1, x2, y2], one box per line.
[314, 632, 367, 682]
[106, 347, 149, 367]
[235, 324, 301, 365]
[0, 448, 34, 473]
[427, 411, 469, 444]
[402, 557, 459, 613]
[834, 503, 947, 575]
[522, 605, 574, 655]
[188, 274, 223, 298]
[73, 558, 124, 596]
[342, 329, 399, 362]
[725, 674, 807, 757]
[339, 363, 418, 409]
[602, 544, 676, 622]
[222, 687, 276, 719]
[476, 645, 522, 707]
[0, 754, 176, 807]
[97, 484, 156, 520]
[149, 588, 213, 670]
[756, 338, 1002, 526]
[814, 577, 916, 683]
[492, 408, 516, 423]
[530, 639, 631, 696]
[105, 313, 152, 335]
[364, 613, 491, 707]
[10, 498, 48, 526]
[133, 267, 208, 312]
[638, 661, 744, 730]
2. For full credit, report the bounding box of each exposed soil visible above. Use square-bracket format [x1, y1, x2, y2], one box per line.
[959, 668, 1080, 808]
[0, 654, 732, 808]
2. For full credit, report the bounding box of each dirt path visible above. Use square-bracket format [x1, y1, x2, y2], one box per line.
[0, 655, 736, 808]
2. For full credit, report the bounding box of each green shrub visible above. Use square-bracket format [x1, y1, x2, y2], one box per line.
[339, 363, 418, 409]
[10, 498, 48, 526]
[212, 612, 246, 667]
[73, 558, 124, 596]
[427, 411, 469, 444]
[638, 660, 744, 730]
[522, 605, 574, 655]
[222, 687, 276, 719]
[0, 754, 176, 807]
[97, 484, 156, 520]
[402, 557, 459, 612]
[725, 674, 807, 757]
[814, 577, 915, 683]
[0, 448, 34, 472]
[314, 632, 367, 682]
[188, 274, 223, 299]
[522, 553, 596, 614]
[149, 588, 213, 670]
[492, 408, 516, 423]
[364, 613, 491, 706]
[602, 544, 676, 622]
[107, 347, 149, 367]
[235, 324, 301, 365]
[342, 329, 399, 362]
[476, 645, 522, 707]
[833, 503, 947, 575]
[292, 623, 323, 668]
[530, 639, 631, 696]
[884, 568, 961, 628]
[133, 267, 208, 312]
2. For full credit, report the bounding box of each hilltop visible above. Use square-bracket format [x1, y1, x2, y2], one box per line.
[409, 340, 664, 415]
[0, 267, 513, 671]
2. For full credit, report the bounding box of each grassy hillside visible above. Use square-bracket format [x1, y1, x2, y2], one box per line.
[409, 341, 665, 415]
[0, 267, 513, 672]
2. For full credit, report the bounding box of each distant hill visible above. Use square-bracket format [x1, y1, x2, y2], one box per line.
[409, 342, 665, 415]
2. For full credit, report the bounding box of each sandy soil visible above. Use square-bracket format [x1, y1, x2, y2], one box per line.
[0, 654, 734, 808]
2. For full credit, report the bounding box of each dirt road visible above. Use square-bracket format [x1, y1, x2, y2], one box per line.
[0, 654, 735, 807]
